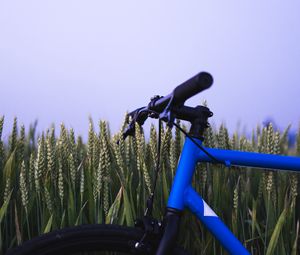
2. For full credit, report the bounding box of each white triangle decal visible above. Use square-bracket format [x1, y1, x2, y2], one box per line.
[203, 200, 217, 217]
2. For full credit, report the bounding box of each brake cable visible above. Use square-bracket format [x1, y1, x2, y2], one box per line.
[144, 111, 224, 217]
[172, 121, 223, 164]
[135, 110, 224, 251]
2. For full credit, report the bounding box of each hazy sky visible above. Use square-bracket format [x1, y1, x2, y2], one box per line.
[1, 1, 300, 140]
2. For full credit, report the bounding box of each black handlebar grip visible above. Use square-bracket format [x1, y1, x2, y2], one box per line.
[173, 72, 213, 105]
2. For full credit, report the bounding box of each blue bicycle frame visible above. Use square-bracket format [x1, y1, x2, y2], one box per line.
[166, 137, 300, 255]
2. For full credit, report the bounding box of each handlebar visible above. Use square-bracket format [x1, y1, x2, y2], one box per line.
[173, 71, 213, 105]
[149, 72, 213, 113]
[122, 71, 213, 140]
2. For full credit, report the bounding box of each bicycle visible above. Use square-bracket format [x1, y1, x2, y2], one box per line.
[7, 72, 300, 255]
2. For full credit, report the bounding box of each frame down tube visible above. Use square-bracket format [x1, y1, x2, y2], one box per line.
[184, 186, 250, 255]
[167, 137, 250, 255]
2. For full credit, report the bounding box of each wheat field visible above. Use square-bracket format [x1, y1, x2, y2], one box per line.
[0, 115, 299, 255]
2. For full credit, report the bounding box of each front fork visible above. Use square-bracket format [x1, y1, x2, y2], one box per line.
[155, 207, 182, 255]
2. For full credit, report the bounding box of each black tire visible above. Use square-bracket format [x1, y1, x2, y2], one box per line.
[6, 224, 188, 255]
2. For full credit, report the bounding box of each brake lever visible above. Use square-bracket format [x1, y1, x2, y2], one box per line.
[119, 95, 170, 143]
[159, 95, 175, 128]
[120, 107, 150, 142]
[122, 121, 136, 140]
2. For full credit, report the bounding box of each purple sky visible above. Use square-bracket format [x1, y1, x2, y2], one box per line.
[1, 1, 300, 140]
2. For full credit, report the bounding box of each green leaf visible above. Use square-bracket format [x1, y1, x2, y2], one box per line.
[251, 199, 257, 238]
[123, 188, 134, 226]
[291, 221, 299, 255]
[128, 172, 136, 219]
[118, 204, 125, 225]
[162, 166, 169, 204]
[75, 201, 88, 226]
[86, 167, 95, 223]
[105, 187, 122, 224]
[67, 182, 76, 225]
[60, 210, 66, 229]
[0, 189, 13, 223]
[43, 214, 53, 233]
[14, 202, 22, 245]
[3, 150, 16, 183]
[266, 208, 287, 255]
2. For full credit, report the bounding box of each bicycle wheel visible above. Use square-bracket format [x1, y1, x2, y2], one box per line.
[6, 224, 188, 255]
